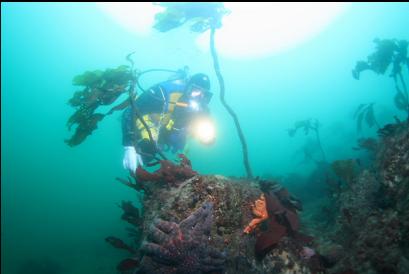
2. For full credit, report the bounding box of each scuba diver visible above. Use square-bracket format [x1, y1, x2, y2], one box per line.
[122, 71, 214, 172]
[153, 2, 229, 33]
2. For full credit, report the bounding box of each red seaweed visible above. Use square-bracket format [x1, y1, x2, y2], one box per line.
[136, 155, 197, 187]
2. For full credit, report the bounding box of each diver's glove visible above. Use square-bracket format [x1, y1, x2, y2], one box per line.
[123, 146, 143, 173]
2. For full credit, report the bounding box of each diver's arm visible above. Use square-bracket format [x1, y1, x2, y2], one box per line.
[121, 106, 136, 146]
[122, 84, 166, 146]
[121, 107, 144, 171]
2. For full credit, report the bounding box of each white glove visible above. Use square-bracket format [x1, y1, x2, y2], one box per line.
[123, 146, 143, 172]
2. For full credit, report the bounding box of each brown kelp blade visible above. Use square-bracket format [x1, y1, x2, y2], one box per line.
[66, 65, 135, 147]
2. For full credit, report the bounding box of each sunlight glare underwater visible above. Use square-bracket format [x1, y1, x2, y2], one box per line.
[97, 2, 349, 59]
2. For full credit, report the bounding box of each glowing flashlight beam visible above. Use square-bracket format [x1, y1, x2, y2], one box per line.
[194, 119, 216, 145]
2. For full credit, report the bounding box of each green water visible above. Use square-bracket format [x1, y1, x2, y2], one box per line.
[2, 2, 408, 273]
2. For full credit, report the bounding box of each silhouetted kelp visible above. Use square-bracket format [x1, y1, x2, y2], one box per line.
[108, 179, 145, 272]
[352, 38, 409, 119]
[288, 118, 327, 163]
[353, 137, 378, 152]
[152, 2, 229, 33]
[353, 103, 380, 133]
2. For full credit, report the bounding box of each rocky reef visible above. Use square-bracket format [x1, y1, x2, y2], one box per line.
[308, 121, 409, 274]
[136, 175, 314, 274]
[108, 122, 409, 274]
[110, 153, 322, 274]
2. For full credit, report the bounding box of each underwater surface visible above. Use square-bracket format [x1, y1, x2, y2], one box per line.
[1, 2, 409, 274]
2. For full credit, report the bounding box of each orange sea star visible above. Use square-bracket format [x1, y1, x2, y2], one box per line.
[243, 194, 268, 234]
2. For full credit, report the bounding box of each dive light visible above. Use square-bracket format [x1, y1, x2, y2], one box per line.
[192, 117, 216, 145]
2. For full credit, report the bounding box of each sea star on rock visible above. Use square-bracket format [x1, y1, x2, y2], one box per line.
[243, 194, 268, 234]
[137, 201, 226, 274]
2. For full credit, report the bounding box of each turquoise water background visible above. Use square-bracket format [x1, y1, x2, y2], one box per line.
[2, 3, 409, 273]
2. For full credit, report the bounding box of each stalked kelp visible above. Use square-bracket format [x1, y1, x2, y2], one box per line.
[152, 2, 229, 33]
[104, 199, 144, 272]
[108, 179, 145, 273]
[65, 64, 136, 146]
[352, 38, 409, 119]
[288, 118, 327, 163]
[65, 54, 169, 165]
[353, 103, 380, 133]
[105, 236, 136, 254]
[352, 138, 378, 169]
[353, 137, 378, 152]
[153, 2, 253, 178]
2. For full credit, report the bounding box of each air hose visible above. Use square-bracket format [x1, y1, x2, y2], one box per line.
[135, 68, 181, 93]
